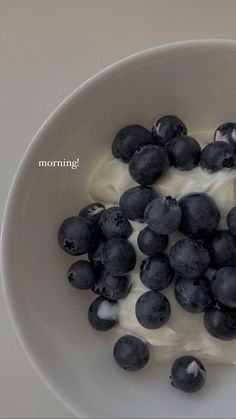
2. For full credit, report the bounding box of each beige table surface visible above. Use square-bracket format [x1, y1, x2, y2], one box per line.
[1, 0, 236, 417]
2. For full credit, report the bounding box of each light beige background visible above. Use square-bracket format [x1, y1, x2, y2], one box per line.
[1, 0, 236, 417]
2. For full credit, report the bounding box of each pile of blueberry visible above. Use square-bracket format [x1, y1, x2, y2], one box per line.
[58, 115, 236, 394]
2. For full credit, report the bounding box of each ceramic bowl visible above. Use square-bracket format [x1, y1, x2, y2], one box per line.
[2, 40, 236, 418]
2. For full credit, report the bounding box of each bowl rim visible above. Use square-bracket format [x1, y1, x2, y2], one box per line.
[2, 38, 236, 417]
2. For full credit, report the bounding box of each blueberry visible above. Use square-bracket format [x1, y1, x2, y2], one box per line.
[67, 260, 96, 290]
[113, 335, 150, 371]
[112, 124, 153, 163]
[170, 356, 206, 393]
[58, 216, 99, 255]
[211, 267, 236, 309]
[129, 145, 169, 186]
[174, 276, 213, 313]
[144, 196, 182, 235]
[200, 141, 235, 172]
[214, 122, 236, 153]
[79, 202, 105, 223]
[88, 296, 118, 331]
[169, 239, 210, 279]
[152, 115, 187, 147]
[88, 237, 106, 271]
[119, 186, 157, 221]
[204, 307, 236, 340]
[206, 230, 236, 269]
[140, 254, 174, 291]
[103, 237, 136, 276]
[137, 227, 168, 256]
[165, 135, 201, 170]
[93, 270, 131, 300]
[98, 206, 132, 239]
[135, 291, 171, 329]
[179, 193, 220, 239]
[227, 206, 236, 236]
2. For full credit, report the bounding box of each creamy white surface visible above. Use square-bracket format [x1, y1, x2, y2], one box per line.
[88, 132, 236, 364]
[97, 300, 119, 321]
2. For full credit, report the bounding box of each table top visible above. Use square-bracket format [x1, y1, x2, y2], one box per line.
[1, 0, 236, 417]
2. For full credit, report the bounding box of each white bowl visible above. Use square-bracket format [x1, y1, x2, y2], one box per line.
[2, 40, 236, 419]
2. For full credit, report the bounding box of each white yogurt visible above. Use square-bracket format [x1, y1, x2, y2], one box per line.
[97, 300, 119, 321]
[88, 131, 236, 364]
[186, 360, 206, 379]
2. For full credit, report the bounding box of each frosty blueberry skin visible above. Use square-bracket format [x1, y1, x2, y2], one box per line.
[102, 237, 136, 276]
[98, 206, 132, 239]
[140, 254, 174, 291]
[128, 144, 169, 186]
[211, 267, 236, 309]
[169, 238, 210, 279]
[174, 276, 214, 313]
[88, 296, 118, 331]
[214, 122, 236, 153]
[112, 124, 153, 163]
[79, 202, 105, 223]
[135, 291, 171, 329]
[204, 307, 236, 341]
[200, 141, 235, 172]
[119, 186, 157, 221]
[137, 227, 168, 256]
[144, 196, 182, 235]
[178, 193, 221, 240]
[227, 205, 236, 236]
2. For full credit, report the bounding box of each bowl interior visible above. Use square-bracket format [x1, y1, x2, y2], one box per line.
[3, 41, 236, 418]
